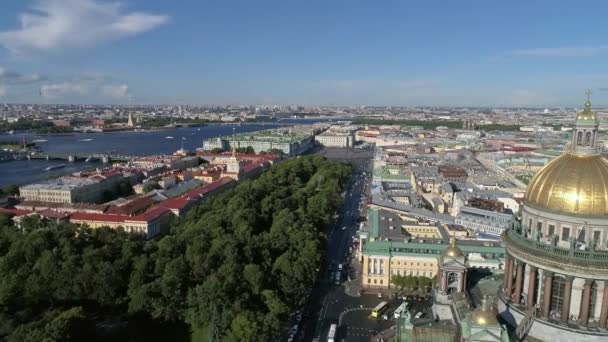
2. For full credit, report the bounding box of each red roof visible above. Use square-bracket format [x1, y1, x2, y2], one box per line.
[184, 177, 235, 198]
[0, 208, 32, 217]
[129, 206, 170, 222]
[70, 212, 129, 223]
[242, 163, 262, 174]
[106, 197, 155, 216]
[160, 197, 191, 210]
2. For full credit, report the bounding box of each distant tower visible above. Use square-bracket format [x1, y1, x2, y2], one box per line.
[570, 90, 598, 155]
[127, 112, 134, 127]
[437, 238, 468, 295]
[231, 127, 237, 158]
[226, 128, 242, 176]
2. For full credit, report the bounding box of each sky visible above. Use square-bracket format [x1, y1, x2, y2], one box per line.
[0, 0, 607, 107]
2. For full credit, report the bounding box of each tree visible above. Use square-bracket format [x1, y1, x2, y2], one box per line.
[3, 184, 19, 196]
[404, 275, 418, 289]
[391, 274, 407, 290]
[418, 276, 433, 291]
[0, 156, 352, 341]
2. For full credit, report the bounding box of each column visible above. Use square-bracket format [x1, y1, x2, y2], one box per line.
[527, 266, 537, 309]
[579, 279, 593, 326]
[599, 281, 608, 329]
[503, 253, 511, 291]
[437, 271, 442, 291]
[506, 256, 514, 296]
[542, 271, 553, 318]
[561, 276, 573, 323]
[514, 261, 524, 304]
[459, 273, 463, 292]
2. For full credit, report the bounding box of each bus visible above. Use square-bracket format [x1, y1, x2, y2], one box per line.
[394, 302, 408, 319]
[371, 301, 388, 318]
[327, 323, 337, 342]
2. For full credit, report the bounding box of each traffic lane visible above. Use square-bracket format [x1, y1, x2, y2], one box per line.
[340, 307, 394, 342]
[300, 168, 370, 341]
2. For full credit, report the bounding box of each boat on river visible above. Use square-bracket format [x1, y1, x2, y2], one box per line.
[45, 164, 65, 171]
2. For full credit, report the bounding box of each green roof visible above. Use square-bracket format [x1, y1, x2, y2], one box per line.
[368, 207, 380, 238]
[373, 166, 410, 182]
[363, 240, 505, 257]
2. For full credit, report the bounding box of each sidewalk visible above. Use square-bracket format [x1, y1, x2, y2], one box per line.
[345, 252, 363, 297]
[370, 326, 396, 342]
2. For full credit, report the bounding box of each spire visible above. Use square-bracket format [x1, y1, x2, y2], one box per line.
[231, 128, 237, 157]
[127, 112, 134, 127]
[585, 89, 592, 108]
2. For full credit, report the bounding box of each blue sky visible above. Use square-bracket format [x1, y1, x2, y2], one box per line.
[0, 0, 607, 106]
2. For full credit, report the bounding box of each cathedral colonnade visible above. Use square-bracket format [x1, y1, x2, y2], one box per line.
[502, 251, 608, 329]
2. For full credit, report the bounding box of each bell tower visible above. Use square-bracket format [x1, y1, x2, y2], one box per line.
[570, 90, 599, 156]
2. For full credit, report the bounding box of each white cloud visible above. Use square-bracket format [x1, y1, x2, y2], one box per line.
[511, 46, 608, 57]
[504, 89, 558, 107]
[39, 73, 130, 100]
[102, 84, 129, 99]
[0, 0, 169, 55]
[0, 66, 46, 84]
[40, 81, 89, 99]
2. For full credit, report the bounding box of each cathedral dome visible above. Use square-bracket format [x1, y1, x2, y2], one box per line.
[524, 154, 608, 217]
[442, 238, 464, 258]
[470, 297, 499, 326]
[575, 100, 597, 123]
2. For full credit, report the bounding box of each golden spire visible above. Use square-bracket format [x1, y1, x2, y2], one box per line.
[231, 128, 237, 157]
[584, 89, 592, 109]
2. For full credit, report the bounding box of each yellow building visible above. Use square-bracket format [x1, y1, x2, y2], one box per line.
[403, 222, 441, 239]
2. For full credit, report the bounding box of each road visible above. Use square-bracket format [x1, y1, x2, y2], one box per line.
[297, 147, 391, 342]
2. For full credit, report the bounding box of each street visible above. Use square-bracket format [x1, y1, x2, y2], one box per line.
[297, 147, 393, 342]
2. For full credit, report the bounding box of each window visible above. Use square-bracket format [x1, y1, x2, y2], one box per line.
[586, 281, 599, 319]
[593, 231, 601, 245]
[380, 280, 383, 285]
[374, 279, 377, 284]
[529, 218, 533, 229]
[561, 227, 570, 241]
[548, 224, 555, 237]
[368, 279, 371, 284]
[537, 222, 543, 236]
[550, 276, 566, 313]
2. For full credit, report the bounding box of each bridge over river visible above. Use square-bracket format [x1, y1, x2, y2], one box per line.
[25, 152, 135, 163]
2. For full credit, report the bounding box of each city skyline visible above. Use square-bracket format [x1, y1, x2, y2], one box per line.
[0, 0, 608, 106]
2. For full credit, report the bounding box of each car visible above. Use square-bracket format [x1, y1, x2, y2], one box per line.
[415, 312, 424, 319]
[382, 314, 388, 320]
[342, 226, 347, 230]
[378, 292, 382, 298]
[338, 263, 343, 271]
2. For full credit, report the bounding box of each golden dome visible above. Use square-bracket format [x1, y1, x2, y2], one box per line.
[525, 154, 608, 216]
[575, 100, 597, 122]
[470, 298, 499, 326]
[442, 238, 464, 257]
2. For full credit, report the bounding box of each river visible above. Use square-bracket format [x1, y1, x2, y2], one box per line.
[0, 119, 334, 187]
